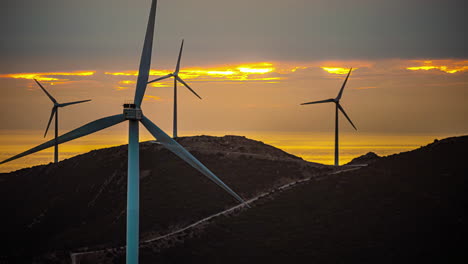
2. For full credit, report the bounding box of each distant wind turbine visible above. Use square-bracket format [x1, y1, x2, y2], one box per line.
[301, 68, 357, 166]
[147, 39, 201, 138]
[34, 79, 91, 163]
[1, 1, 245, 263]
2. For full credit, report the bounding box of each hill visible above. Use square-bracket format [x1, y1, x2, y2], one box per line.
[0, 135, 329, 263]
[99, 136, 465, 264]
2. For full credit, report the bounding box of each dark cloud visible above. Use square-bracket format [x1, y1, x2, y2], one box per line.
[1, 0, 467, 72]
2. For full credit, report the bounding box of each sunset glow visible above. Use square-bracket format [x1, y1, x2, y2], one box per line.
[320, 67, 354, 74]
[143, 95, 162, 101]
[0, 71, 95, 82]
[105, 62, 283, 87]
[119, 80, 136, 85]
[1, 0, 467, 177]
[149, 82, 171, 88]
[406, 60, 468, 74]
[237, 62, 275, 74]
[354, 86, 377, 90]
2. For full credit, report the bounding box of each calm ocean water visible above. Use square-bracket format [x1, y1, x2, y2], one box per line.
[0, 129, 458, 173]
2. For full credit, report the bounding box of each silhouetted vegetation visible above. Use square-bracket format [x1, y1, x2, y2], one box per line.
[130, 136, 467, 263]
[0, 135, 327, 263]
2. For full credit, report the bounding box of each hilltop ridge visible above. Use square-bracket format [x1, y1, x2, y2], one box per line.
[115, 135, 467, 263]
[1, 135, 466, 263]
[0, 135, 328, 263]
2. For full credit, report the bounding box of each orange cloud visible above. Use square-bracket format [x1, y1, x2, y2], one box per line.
[119, 80, 136, 85]
[116, 79, 170, 91]
[320, 67, 357, 74]
[291, 66, 308, 72]
[143, 95, 162, 101]
[149, 82, 171, 88]
[104, 70, 171, 76]
[406, 60, 468, 74]
[0, 71, 95, 82]
[105, 62, 285, 84]
[355, 86, 377, 90]
[237, 62, 274, 74]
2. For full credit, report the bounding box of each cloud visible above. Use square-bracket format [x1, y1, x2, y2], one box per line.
[354, 86, 378, 90]
[0, 71, 95, 83]
[405, 60, 468, 74]
[3, 59, 466, 95]
[105, 62, 288, 84]
[321, 67, 355, 75]
[143, 95, 162, 102]
[118, 80, 136, 85]
[115, 86, 129, 91]
[149, 82, 171, 88]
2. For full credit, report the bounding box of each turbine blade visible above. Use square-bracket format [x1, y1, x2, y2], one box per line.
[34, 79, 57, 104]
[176, 76, 202, 99]
[337, 103, 357, 130]
[147, 73, 172, 84]
[175, 39, 184, 74]
[336, 68, 352, 101]
[44, 107, 57, 138]
[1, 114, 125, 165]
[133, 0, 158, 107]
[300, 98, 334, 105]
[140, 116, 245, 204]
[58, 99, 91, 107]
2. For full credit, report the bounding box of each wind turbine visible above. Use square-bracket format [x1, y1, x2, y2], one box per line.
[1, 1, 245, 263]
[301, 68, 357, 166]
[147, 39, 201, 138]
[34, 79, 91, 163]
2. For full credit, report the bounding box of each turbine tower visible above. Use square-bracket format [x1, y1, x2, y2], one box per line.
[1, 1, 245, 263]
[301, 68, 357, 166]
[34, 79, 91, 163]
[147, 39, 201, 138]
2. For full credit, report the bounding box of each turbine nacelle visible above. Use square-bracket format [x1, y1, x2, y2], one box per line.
[123, 103, 143, 120]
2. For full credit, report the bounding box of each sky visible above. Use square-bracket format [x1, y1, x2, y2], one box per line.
[0, 0, 467, 169]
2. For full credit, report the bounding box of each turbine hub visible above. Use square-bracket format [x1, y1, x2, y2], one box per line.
[123, 103, 142, 120]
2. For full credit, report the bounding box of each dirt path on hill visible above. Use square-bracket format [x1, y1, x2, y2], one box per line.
[70, 165, 362, 263]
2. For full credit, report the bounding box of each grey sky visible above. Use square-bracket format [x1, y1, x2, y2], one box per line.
[1, 0, 466, 73]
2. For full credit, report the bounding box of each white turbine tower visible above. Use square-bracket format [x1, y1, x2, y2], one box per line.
[301, 68, 357, 166]
[1, 1, 245, 263]
[147, 39, 201, 138]
[35, 79, 91, 163]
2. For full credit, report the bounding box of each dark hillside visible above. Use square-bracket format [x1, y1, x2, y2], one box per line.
[134, 136, 467, 264]
[0, 135, 327, 263]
